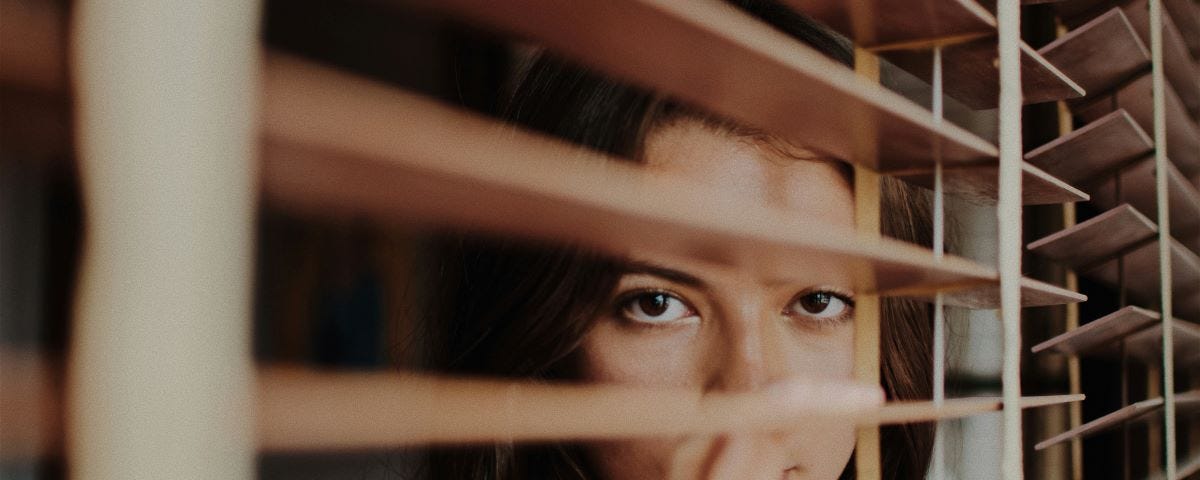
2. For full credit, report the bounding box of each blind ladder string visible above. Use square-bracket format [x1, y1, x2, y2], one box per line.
[1148, 0, 1177, 475]
[930, 44, 948, 480]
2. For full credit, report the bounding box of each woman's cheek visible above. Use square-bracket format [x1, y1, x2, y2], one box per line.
[579, 318, 702, 388]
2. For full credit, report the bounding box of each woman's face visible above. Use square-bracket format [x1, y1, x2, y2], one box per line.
[580, 120, 858, 480]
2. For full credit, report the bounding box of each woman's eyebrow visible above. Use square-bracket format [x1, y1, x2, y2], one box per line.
[621, 261, 707, 289]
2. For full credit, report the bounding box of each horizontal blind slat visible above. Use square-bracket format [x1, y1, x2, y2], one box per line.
[399, 0, 999, 171]
[894, 160, 1090, 205]
[1031, 306, 1200, 364]
[1087, 238, 1200, 318]
[1073, 74, 1200, 176]
[779, 0, 996, 46]
[1028, 204, 1159, 268]
[882, 38, 1085, 109]
[781, 0, 1085, 108]
[1088, 158, 1200, 248]
[0, 349, 1086, 456]
[1025, 109, 1154, 186]
[1038, 8, 1150, 96]
[1035, 391, 1200, 450]
[261, 53, 1001, 295]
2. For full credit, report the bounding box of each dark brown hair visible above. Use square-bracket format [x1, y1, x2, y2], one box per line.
[424, 2, 933, 478]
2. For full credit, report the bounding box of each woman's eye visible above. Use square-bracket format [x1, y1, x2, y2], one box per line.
[789, 291, 852, 319]
[618, 292, 696, 325]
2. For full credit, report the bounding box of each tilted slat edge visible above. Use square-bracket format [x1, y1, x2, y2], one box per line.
[1027, 204, 1158, 268]
[1037, 8, 1150, 97]
[1025, 109, 1153, 186]
[1036, 391, 1200, 451]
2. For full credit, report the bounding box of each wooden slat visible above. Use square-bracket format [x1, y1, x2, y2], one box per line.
[257, 368, 885, 451]
[1025, 109, 1154, 186]
[780, 0, 1084, 109]
[1146, 456, 1200, 480]
[778, 0, 996, 47]
[894, 161, 1089, 205]
[1120, 0, 1200, 118]
[1122, 320, 1200, 365]
[1027, 204, 1158, 268]
[1088, 156, 1200, 248]
[1032, 306, 1160, 355]
[260, 370, 1083, 451]
[0, 0, 71, 161]
[863, 394, 1085, 425]
[1085, 237, 1200, 320]
[261, 56, 1085, 308]
[1161, 453, 1200, 480]
[0, 0, 66, 93]
[0, 0, 1001, 174]
[1035, 397, 1164, 450]
[1038, 8, 1150, 96]
[1059, 0, 1200, 117]
[398, 0, 1001, 172]
[1075, 73, 1200, 177]
[0, 350, 60, 460]
[882, 39, 1085, 109]
[915, 276, 1088, 309]
[1036, 391, 1200, 451]
[261, 55, 1015, 299]
[0, 350, 1084, 457]
[1031, 306, 1200, 365]
[0, 42, 1075, 303]
[1163, 0, 1200, 58]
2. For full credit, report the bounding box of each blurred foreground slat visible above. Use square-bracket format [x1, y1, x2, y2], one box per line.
[255, 368, 885, 451]
[0, 349, 61, 460]
[0, 352, 1083, 456]
[387, 0, 1004, 171]
[260, 54, 1088, 306]
[0, 0, 67, 93]
[258, 368, 1081, 451]
[259, 54, 999, 297]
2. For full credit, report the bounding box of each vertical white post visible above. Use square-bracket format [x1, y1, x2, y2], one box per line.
[68, 1, 261, 479]
[930, 44, 947, 480]
[996, 0, 1024, 478]
[1148, 0, 1177, 476]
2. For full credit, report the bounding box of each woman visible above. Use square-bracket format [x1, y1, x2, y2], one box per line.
[423, 1, 934, 478]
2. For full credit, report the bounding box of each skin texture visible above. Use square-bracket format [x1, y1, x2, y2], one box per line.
[579, 120, 860, 480]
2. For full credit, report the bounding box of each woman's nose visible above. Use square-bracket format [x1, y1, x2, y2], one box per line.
[704, 307, 787, 392]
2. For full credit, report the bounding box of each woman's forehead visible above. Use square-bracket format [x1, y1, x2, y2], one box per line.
[619, 251, 857, 295]
[640, 120, 856, 232]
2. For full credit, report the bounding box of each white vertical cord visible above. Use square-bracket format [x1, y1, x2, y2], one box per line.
[932, 44, 946, 263]
[996, 0, 1024, 478]
[931, 45, 947, 480]
[1148, 0, 1177, 476]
